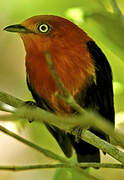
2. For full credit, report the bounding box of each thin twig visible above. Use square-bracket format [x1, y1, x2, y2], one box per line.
[46, 50, 68, 97]
[110, 0, 123, 16]
[1, 114, 124, 164]
[0, 125, 68, 163]
[0, 163, 123, 171]
[0, 125, 98, 180]
[46, 50, 85, 114]
[0, 91, 24, 108]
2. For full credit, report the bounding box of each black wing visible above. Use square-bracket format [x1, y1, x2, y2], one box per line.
[69, 41, 115, 162]
[86, 41, 114, 123]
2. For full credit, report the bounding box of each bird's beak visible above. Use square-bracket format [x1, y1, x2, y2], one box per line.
[3, 24, 31, 33]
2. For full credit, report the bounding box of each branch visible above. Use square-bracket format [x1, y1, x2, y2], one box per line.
[2, 99, 124, 150]
[0, 125, 98, 180]
[0, 163, 124, 171]
[80, 129, 124, 164]
[1, 106, 124, 164]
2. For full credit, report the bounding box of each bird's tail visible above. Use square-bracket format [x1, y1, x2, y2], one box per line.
[69, 128, 109, 162]
[69, 132, 100, 163]
[72, 139, 100, 162]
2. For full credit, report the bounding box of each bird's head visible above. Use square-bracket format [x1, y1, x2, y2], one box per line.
[4, 15, 91, 54]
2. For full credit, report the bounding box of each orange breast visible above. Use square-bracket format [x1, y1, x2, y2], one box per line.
[22, 31, 95, 114]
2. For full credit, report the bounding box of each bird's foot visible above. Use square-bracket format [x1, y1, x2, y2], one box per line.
[25, 101, 37, 107]
[71, 127, 82, 143]
[24, 101, 37, 123]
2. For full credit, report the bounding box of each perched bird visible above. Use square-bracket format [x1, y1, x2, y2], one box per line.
[4, 15, 114, 163]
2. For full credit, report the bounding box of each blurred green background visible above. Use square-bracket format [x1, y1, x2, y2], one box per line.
[0, 0, 124, 180]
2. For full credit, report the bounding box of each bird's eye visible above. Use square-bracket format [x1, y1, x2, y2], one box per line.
[38, 24, 50, 33]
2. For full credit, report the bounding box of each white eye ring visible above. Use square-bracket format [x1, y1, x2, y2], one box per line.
[38, 24, 50, 33]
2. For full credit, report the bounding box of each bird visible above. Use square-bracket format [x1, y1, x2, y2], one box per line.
[4, 15, 114, 163]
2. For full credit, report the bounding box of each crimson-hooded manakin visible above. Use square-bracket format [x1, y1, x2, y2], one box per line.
[4, 15, 114, 163]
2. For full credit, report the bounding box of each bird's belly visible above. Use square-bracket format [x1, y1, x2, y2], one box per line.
[27, 68, 91, 114]
[26, 53, 95, 114]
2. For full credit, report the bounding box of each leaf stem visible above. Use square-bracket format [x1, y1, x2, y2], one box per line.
[0, 163, 123, 171]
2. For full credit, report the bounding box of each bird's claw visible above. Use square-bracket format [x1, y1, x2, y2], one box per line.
[25, 101, 37, 107]
[71, 127, 82, 143]
[24, 101, 37, 123]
